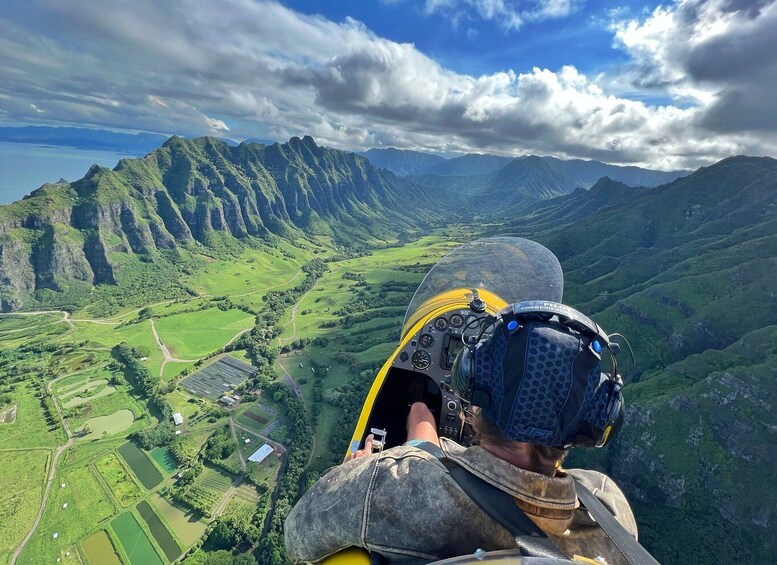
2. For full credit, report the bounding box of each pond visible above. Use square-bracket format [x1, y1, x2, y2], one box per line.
[81, 530, 121, 565]
[118, 442, 163, 489]
[137, 500, 181, 561]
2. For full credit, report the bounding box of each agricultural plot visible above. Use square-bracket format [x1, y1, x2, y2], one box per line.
[222, 483, 261, 528]
[81, 530, 122, 565]
[181, 356, 256, 400]
[95, 452, 143, 507]
[18, 462, 115, 565]
[235, 403, 275, 432]
[153, 308, 254, 359]
[0, 450, 49, 564]
[137, 500, 181, 561]
[0, 382, 66, 450]
[149, 447, 179, 475]
[61, 380, 116, 409]
[117, 442, 163, 490]
[78, 409, 135, 440]
[110, 511, 163, 565]
[150, 494, 207, 547]
[180, 465, 234, 515]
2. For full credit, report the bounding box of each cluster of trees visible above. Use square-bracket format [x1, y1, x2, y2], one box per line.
[236, 259, 327, 374]
[256, 383, 313, 564]
[112, 343, 179, 451]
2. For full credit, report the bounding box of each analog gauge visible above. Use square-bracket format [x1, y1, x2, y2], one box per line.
[419, 334, 434, 349]
[433, 317, 449, 331]
[450, 314, 464, 329]
[411, 350, 432, 370]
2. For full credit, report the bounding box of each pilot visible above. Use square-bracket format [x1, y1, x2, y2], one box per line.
[284, 313, 639, 564]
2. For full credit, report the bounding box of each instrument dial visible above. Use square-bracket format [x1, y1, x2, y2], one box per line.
[411, 350, 431, 370]
[433, 317, 449, 331]
[419, 334, 434, 348]
[450, 314, 464, 329]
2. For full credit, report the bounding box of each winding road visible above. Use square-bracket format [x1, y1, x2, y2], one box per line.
[10, 372, 76, 565]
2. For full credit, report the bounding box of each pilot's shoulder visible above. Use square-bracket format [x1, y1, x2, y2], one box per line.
[565, 468, 639, 539]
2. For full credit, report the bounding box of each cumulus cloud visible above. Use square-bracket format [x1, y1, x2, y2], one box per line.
[0, 0, 774, 169]
[423, 0, 580, 31]
[611, 0, 777, 134]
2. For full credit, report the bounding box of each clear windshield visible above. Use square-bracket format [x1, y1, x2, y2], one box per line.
[403, 237, 564, 328]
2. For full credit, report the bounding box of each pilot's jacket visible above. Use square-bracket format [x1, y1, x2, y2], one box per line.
[284, 437, 638, 564]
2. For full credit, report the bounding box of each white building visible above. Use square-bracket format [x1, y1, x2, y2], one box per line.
[172, 412, 184, 426]
[248, 444, 274, 464]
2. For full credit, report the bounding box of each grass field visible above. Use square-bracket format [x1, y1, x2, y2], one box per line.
[18, 460, 115, 565]
[0, 382, 66, 450]
[183, 243, 306, 298]
[0, 450, 49, 564]
[154, 308, 255, 360]
[149, 494, 207, 547]
[110, 511, 163, 565]
[95, 452, 143, 507]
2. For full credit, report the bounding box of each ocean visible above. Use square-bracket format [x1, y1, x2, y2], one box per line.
[0, 142, 137, 205]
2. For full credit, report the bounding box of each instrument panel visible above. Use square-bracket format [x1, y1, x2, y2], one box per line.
[391, 308, 489, 442]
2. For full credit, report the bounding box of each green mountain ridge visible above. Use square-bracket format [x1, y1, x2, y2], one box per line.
[0, 135, 436, 311]
[495, 155, 777, 562]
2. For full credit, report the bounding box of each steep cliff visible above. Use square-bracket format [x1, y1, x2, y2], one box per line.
[0, 136, 434, 310]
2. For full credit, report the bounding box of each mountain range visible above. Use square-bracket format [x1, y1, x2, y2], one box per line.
[495, 155, 777, 562]
[0, 136, 434, 311]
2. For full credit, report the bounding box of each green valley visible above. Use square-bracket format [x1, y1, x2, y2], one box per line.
[0, 137, 775, 565]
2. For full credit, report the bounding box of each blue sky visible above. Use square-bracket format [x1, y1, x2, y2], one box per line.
[284, 0, 636, 77]
[1, 0, 776, 169]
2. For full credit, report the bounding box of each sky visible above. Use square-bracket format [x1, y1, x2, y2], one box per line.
[1, 0, 776, 170]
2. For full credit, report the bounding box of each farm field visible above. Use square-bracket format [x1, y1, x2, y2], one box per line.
[150, 494, 207, 547]
[222, 483, 261, 528]
[95, 452, 143, 507]
[153, 308, 254, 360]
[0, 450, 49, 564]
[0, 231, 467, 563]
[18, 460, 115, 565]
[235, 402, 276, 433]
[180, 465, 235, 515]
[81, 530, 122, 565]
[0, 381, 66, 450]
[117, 442, 163, 490]
[181, 356, 255, 400]
[110, 511, 163, 565]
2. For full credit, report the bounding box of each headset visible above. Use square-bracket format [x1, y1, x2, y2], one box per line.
[450, 300, 625, 448]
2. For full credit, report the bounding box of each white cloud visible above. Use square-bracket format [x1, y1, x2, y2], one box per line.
[0, 0, 774, 169]
[611, 0, 777, 134]
[423, 0, 579, 31]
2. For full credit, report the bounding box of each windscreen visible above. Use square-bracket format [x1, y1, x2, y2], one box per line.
[403, 237, 564, 328]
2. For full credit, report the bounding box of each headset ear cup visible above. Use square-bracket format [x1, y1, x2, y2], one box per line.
[451, 346, 473, 399]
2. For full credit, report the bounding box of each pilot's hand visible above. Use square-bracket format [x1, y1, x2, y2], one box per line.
[348, 434, 374, 461]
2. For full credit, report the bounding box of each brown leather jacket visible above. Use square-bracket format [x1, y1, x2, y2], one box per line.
[284, 437, 638, 563]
